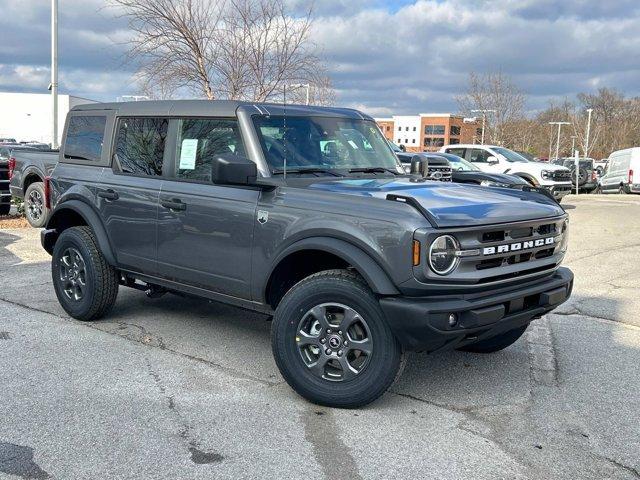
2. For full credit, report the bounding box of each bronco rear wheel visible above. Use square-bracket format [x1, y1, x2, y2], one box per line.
[458, 324, 528, 353]
[52, 226, 119, 321]
[271, 269, 403, 408]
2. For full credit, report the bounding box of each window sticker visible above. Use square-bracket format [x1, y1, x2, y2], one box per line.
[179, 139, 198, 169]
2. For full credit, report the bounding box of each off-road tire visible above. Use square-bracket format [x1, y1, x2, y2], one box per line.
[458, 324, 528, 353]
[52, 226, 119, 321]
[0, 202, 10, 216]
[25, 181, 49, 228]
[271, 269, 403, 408]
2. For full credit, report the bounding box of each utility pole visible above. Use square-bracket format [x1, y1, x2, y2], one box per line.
[549, 121, 571, 161]
[289, 83, 310, 105]
[584, 108, 593, 159]
[50, 0, 59, 148]
[471, 109, 496, 145]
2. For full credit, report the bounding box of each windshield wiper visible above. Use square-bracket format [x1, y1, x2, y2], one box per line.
[272, 168, 343, 177]
[348, 167, 398, 175]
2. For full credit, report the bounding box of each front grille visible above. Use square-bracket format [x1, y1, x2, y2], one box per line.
[415, 216, 568, 286]
[550, 170, 571, 181]
[0, 163, 8, 185]
[426, 165, 452, 182]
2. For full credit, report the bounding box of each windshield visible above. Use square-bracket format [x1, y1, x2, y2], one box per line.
[442, 154, 479, 171]
[253, 115, 402, 173]
[388, 140, 402, 153]
[493, 147, 528, 163]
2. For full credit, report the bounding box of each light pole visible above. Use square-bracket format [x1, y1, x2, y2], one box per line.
[584, 108, 593, 159]
[289, 83, 310, 105]
[50, 0, 59, 148]
[571, 135, 577, 154]
[471, 109, 496, 145]
[549, 121, 571, 161]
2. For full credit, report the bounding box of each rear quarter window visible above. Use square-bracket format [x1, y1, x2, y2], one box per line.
[64, 115, 107, 163]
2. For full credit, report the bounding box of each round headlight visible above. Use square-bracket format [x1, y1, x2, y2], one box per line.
[428, 235, 460, 275]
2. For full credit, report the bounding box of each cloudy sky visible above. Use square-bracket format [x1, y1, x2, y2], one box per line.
[1, 0, 639, 116]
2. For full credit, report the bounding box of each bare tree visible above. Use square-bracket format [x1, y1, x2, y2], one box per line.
[456, 72, 527, 145]
[113, 0, 334, 104]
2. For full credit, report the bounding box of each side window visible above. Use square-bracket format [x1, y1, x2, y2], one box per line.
[468, 148, 490, 163]
[0, 147, 9, 160]
[174, 118, 246, 182]
[447, 148, 466, 157]
[114, 117, 168, 176]
[64, 115, 106, 162]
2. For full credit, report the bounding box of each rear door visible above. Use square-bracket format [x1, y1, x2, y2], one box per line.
[156, 117, 259, 299]
[98, 116, 170, 274]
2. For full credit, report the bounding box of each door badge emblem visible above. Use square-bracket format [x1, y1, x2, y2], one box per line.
[257, 210, 269, 224]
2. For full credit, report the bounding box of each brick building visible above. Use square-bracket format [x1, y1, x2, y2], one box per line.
[376, 114, 480, 153]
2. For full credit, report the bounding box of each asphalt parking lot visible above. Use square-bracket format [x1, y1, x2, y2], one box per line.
[1, 195, 639, 480]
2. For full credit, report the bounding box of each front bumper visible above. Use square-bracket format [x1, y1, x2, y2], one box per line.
[379, 267, 573, 352]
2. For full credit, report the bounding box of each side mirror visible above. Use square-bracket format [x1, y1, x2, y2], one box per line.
[487, 155, 499, 164]
[399, 144, 406, 152]
[211, 154, 257, 186]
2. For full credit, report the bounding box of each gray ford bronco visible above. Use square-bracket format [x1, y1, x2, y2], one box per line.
[42, 100, 573, 408]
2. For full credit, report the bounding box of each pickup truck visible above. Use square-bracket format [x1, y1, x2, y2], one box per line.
[7, 148, 58, 226]
[440, 144, 573, 202]
[41, 100, 573, 408]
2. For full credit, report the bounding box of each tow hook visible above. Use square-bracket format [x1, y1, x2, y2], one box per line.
[145, 284, 167, 299]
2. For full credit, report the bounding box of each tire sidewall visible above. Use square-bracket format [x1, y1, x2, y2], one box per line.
[272, 273, 401, 407]
[51, 229, 98, 318]
[25, 182, 49, 228]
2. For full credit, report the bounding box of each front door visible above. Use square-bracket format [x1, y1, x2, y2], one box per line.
[156, 118, 259, 299]
[466, 147, 501, 173]
[98, 116, 170, 274]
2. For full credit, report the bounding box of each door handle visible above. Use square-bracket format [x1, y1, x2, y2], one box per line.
[160, 198, 187, 211]
[98, 189, 119, 201]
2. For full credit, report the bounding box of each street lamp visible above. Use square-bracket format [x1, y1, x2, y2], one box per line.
[584, 108, 593, 159]
[289, 83, 311, 105]
[571, 135, 578, 154]
[51, 0, 59, 148]
[548, 121, 571, 161]
[471, 109, 496, 145]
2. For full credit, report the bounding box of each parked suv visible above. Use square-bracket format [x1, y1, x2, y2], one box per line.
[439, 145, 572, 202]
[552, 157, 598, 193]
[42, 101, 573, 408]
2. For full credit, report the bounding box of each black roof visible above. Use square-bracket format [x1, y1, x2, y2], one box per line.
[72, 100, 372, 120]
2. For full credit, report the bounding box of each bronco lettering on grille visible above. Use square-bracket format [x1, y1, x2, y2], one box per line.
[483, 237, 555, 255]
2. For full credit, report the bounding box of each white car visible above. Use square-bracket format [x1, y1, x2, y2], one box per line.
[439, 144, 572, 201]
[598, 148, 640, 194]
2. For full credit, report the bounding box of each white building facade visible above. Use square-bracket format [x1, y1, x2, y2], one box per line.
[0, 92, 97, 145]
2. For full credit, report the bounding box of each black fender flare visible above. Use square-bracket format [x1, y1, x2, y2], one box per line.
[510, 172, 538, 186]
[21, 166, 45, 193]
[264, 236, 400, 299]
[44, 199, 117, 265]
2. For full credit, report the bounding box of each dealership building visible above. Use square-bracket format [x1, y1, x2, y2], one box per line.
[376, 114, 480, 152]
[0, 92, 97, 145]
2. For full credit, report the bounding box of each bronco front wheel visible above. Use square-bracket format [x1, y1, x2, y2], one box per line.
[271, 270, 403, 408]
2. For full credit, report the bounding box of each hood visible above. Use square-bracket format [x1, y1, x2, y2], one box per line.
[510, 161, 569, 172]
[307, 178, 564, 228]
[452, 171, 529, 185]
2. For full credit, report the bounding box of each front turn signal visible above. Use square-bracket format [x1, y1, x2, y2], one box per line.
[412, 240, 421, 266]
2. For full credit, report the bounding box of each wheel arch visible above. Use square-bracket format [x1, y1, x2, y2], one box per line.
[22, 170, 44, 194]
[44, 200, 116, 265]
[263, 237, 399, 309]
[510, 172, 539, 186]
